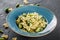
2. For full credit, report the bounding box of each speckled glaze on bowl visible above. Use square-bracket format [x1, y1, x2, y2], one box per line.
[6, 6, 57, 37]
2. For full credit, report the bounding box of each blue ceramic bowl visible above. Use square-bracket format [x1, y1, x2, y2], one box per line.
[6, 6, 57, 37]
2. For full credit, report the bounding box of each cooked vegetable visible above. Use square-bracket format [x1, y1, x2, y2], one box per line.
[0, 38, 5, 40]
[12, 37, 17, 40]
[36, 27, 41, 32]
[19, 23, 23, 29]
[16, 12, 48, 33]
[5, 8, 13, 13]
[0, 30, 3, 34]
[1, 34, 8, 39]
[36, 27, 43, 32]
[3, 23, 9, 29]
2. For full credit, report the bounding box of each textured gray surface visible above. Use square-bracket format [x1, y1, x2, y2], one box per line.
[0, 0, 60, 40]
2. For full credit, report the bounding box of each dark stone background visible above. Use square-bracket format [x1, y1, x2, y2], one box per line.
[0, 0, 60, 40]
